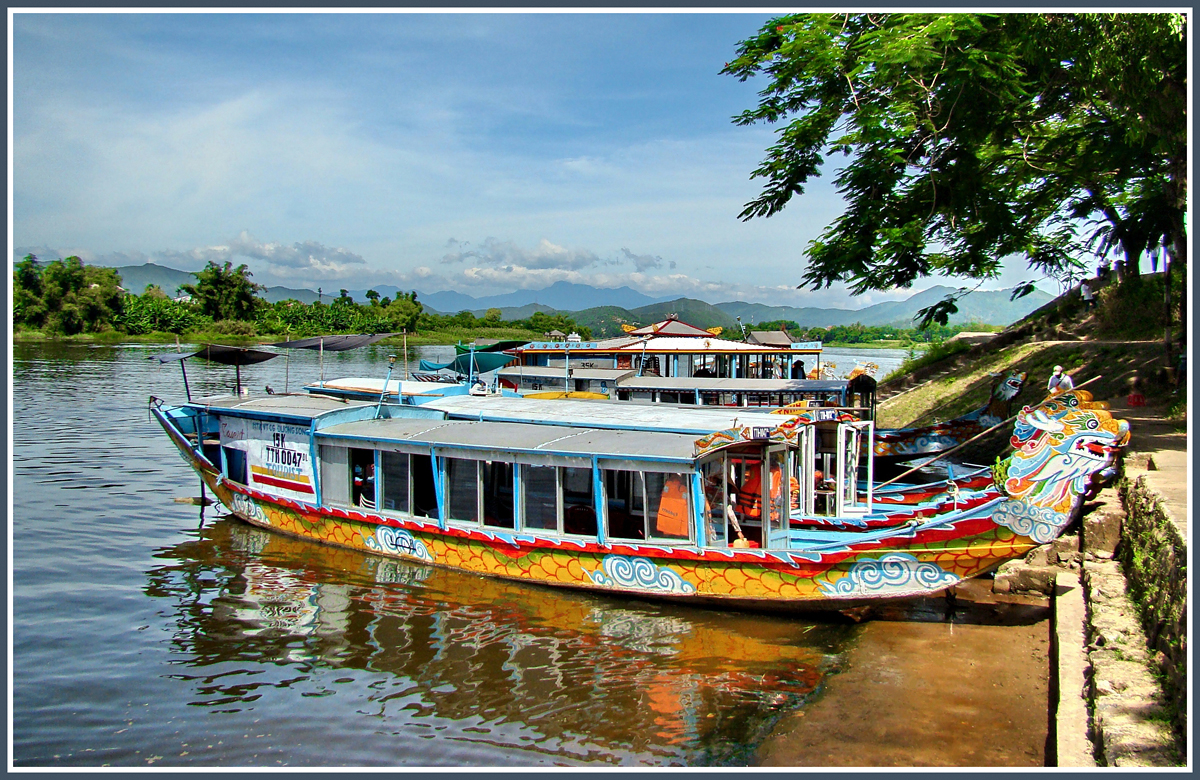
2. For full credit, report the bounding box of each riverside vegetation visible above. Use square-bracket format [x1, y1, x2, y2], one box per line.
[12, 255, 995, 349]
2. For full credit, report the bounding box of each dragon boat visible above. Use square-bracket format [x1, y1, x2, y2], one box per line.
[872, 371, 1029, 463]
[150, 370, 1128, 610]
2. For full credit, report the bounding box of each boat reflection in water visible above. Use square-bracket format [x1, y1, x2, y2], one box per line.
[146, 518, 854, 766]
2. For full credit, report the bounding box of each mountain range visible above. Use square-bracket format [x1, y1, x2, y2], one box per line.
[90, 262, 1051, 333]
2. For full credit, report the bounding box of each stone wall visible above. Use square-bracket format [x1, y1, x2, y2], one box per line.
[1118, 468, 1188, 747]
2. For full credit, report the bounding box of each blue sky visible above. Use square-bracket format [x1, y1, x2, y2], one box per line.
[12, 11, 1034, 307]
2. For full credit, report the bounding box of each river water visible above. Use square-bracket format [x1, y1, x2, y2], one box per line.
[11, 341, 1044, 768]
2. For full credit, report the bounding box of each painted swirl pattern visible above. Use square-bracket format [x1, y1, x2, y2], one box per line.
[364, 525, 436, 563]
[819, 552, 960, 597]
[588, 555, 697, 595]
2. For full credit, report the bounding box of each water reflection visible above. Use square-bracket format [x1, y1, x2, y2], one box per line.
[146, 518, 853, 765]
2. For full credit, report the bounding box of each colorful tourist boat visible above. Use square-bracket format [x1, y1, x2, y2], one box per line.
[871, 371, 1029, 463]
[150, 353, 1129, 611]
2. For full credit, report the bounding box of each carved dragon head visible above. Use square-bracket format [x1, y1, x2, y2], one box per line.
[993, 404, 1130, 543]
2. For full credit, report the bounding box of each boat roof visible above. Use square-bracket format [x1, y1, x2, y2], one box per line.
[616, 377, 851, 392]
[497, 366, 635, 381]
[305, 377, 459, 396]
[417, 394, 784, 434]
[747, 330, 795, 347]
[317, 418, 698, 463]
[514, 334, 822, 355]
[189, 393, 372, 421]
[627, 317, 715, 337]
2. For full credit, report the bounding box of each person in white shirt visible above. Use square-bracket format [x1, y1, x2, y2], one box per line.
[1081, 281, 1096, 309]
[1048, 365, 1074, 394]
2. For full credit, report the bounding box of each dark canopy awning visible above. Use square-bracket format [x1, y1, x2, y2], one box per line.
[268, 333, 396, 351]
[156, 344, 280, 366]
[455, 339, 528, 355]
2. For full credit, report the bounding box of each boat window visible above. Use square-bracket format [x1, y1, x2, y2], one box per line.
[381, 451, 410, 514]
[522, 464, 558, 531]
[647, 472, 691, 542]
[728, 454, 765, 546]
[482, 460, 515, 529]
[350, 448, 376, 510]
[223, 447, 247, 485]
[319, 445, 350, 507]
[603, 469, 692, 544]
[445, 458, 479, 523]
[604, 469, 642, 541]
[764, 448, 788, 548]
[562, 467, 596, 536]
[411, 454, 438, 519]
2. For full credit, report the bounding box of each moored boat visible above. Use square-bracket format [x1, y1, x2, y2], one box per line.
[871, 371, 1029, 463]
[150, 360, 1129, 610]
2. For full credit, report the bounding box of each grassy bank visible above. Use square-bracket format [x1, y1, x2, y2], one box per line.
[877, 340, 1170, 430]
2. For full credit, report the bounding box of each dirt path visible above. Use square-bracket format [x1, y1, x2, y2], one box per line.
[755, 580, 1052, 767]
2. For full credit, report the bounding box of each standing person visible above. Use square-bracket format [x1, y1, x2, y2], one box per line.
[1047, 365, 1075, 395]
[1081, 281, 1096, 310]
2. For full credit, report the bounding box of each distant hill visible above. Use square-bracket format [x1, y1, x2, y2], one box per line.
[571, 299, 740, 338]
[86, 261, 1049, 329]
[104, 263, 197, 296]
[466, 303, 558, 319]
[716, 285, 1052, 328]
[413, 281, 671, 313]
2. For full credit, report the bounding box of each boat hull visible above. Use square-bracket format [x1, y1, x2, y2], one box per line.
[158, 409, 1037, 612]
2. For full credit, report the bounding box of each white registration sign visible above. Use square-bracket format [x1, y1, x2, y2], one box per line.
[219, 418, 315, 500]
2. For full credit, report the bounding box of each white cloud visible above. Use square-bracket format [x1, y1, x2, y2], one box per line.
[439, 237, 606, 271]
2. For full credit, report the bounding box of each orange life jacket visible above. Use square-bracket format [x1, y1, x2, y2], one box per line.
[655, 475, 690, 537]
[735, 462, 781, 519]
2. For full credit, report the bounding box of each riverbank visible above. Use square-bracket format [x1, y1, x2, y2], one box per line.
[11, 327, 544, 348]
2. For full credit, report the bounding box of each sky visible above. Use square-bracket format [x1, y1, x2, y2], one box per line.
[12, 11, 1039, 308]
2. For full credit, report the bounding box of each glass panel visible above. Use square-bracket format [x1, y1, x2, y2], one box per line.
[604, 470, 643, 541]
[380, 451, 409, 513]
[522, 465, 558, 531]
[562, 467, 596, 536]
[445, 458, 479, 522]
[649, 472, 691, 541]
[766, 449, 788, 546]
[701, 456, 729, 547]
[411, 454, 438, 518]
[482, 460, 515, 529]
[319, 445, 349, 506]
[351, 448, 376, 510]
[730, 454, 764, 546]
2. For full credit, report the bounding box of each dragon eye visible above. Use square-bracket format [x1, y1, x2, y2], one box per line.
[1086, 418, 1099, 430]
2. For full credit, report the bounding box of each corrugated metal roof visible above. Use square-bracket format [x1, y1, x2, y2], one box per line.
[192, 393, 371, 419]
[317, 418, 697, 461]
[419, 395, 784, 434]
[747, 331, 794, 347]
[628, 318, 714, 337]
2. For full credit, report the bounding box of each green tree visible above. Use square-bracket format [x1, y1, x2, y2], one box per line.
[382, 291, 423, 333]
[179, 261, 265, 321]
[483, 307, 503, 323]
[723, 13, 1186, 327]
[13, 255, 123, 334]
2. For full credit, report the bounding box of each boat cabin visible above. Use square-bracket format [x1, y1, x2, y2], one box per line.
[509, 316, 824, 381]
[164, 393, 876, 553]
